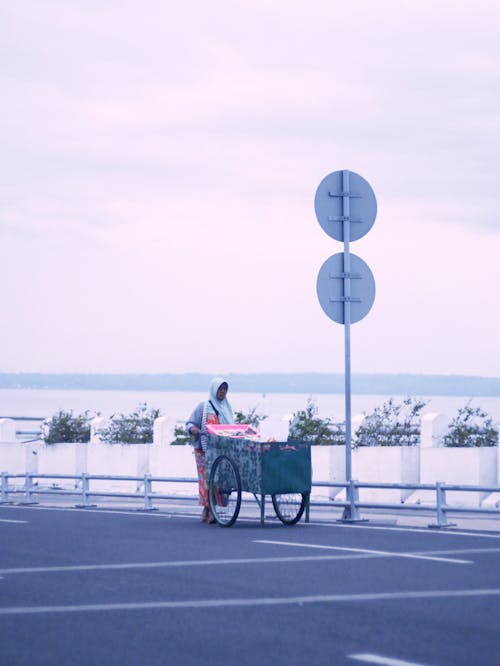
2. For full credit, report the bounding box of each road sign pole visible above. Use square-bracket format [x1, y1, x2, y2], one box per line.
[341, 171, 363, 522]
[314, 168, 377, 523]
[342, 170, 352, 484]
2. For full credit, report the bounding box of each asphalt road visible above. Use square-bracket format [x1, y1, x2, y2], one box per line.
[1, 503, 500, 666]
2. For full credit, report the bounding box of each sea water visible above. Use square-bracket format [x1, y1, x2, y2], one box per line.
[1, 388, 499, 424]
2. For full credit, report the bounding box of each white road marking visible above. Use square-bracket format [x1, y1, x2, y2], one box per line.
[415, 546, 500, 558]
[0, 552, 429, 576]
[0, 587, 499, 616]
[254, 540, 472, 564]
[8, 544, 500, 576]
[0, 518, 27, 524]
[349, 653, 434, 666]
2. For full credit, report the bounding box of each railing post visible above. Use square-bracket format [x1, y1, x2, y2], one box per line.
[428, 481, 456, 528]
[339, 479, 366, 523]
[1, 472, 11, 504]
[138, 474, 157, 511]
[20, 472, 38, 505]
[75, 473, 96, 509]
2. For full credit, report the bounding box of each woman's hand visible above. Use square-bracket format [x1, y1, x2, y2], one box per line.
[189, 425, 201, 437]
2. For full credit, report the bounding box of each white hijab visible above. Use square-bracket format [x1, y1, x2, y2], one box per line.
[206, 376, 234, 424]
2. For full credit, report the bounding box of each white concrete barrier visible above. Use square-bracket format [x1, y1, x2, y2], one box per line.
[329, 413, 421, 504]
[86, 442, 150, 492]
[1, 414, 498, 510]
[259, 418, 290, 442]
[328, 413, 364, 500]
[328, 445, 346, 499]
[484, 435, 500, 507]
[37, 443, 87, 488]
[0, 442, 39, 487]
[310, 446, 334, 501]
[150, 444, 197, 497]
[0, 418, 16, 442]
[420, 412, 449, 447]
[407, 446, 498, 507]
[332, 446, 420, 505]
[90, 417, 106, 443]
[153, 416, 173, 447]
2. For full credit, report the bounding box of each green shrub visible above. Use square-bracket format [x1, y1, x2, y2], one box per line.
[288, 398, 344, 445]
[98, 403, 161, 444]
[234, 406, 268, 428]
[443, 402, 498, 447]
[41, 409, 94, 444]
[171, 423, 192, 446]
[355, 397, 427, 447]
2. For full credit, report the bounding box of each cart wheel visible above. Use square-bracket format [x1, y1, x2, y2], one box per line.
[272, 493, 307, 525]
[208, 455, 241, 527]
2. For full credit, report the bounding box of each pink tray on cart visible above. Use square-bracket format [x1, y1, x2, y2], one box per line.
[206, 423, 260, 440]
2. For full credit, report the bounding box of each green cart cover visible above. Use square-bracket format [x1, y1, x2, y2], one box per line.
[206, 435, 311, 495]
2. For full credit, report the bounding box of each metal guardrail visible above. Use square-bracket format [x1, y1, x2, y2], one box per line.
[1, 472, 500, 528]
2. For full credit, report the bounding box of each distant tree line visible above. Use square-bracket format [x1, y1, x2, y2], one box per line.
[2, 372, 500, 396]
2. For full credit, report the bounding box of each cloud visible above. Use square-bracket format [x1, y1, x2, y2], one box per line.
[1, 0, 499, 375]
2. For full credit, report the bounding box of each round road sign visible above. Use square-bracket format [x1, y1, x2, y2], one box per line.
[316, 252, 376, 324]
[314, 170, 377, 242]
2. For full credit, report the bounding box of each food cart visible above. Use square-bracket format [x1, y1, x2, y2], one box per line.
[205, 424, 311, 527]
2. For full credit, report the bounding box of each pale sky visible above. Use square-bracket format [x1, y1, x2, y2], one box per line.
[1, 0, 500, 377]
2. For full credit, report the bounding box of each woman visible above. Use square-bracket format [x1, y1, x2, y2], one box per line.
[186, 377, 234, 522]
